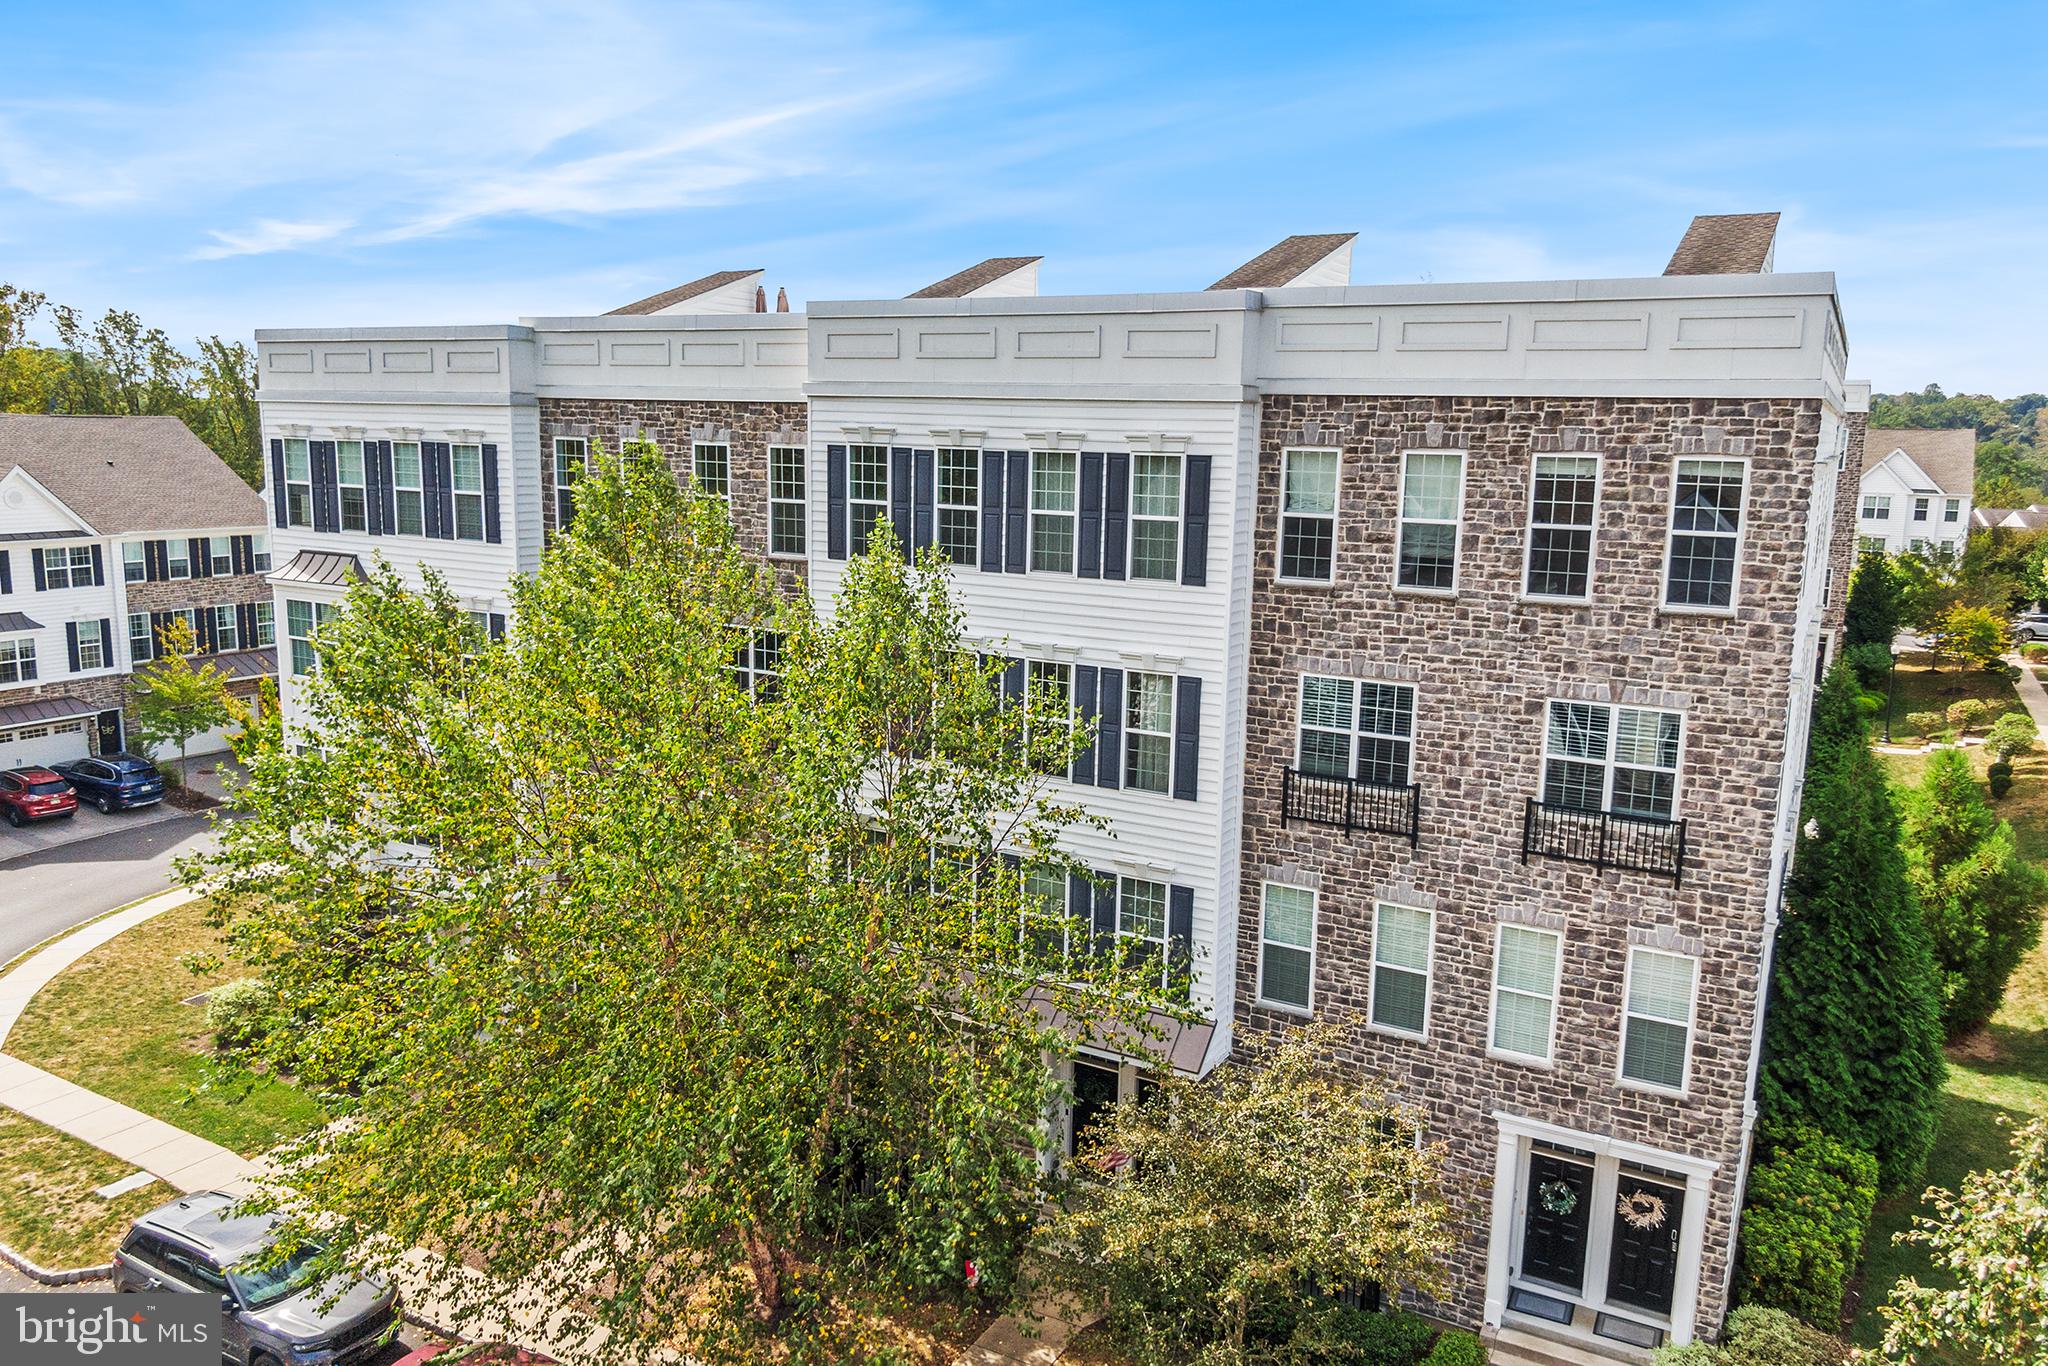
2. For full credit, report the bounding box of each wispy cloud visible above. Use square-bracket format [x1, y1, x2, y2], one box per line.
[190, 218, 353, 261]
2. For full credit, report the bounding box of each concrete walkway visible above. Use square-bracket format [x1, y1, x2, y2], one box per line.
[2008, 651, 2048, 736]
[957, 1289, 1099, 1366]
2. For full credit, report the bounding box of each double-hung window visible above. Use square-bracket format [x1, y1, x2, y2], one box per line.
[164, 540, 190, 580]
[1911, 496, 1930, 523]
[1621, 948, 1697, 1091]
[122, 542, 146, 583]
[553, 438, 587, 531]
[1523, 455, 1598, 600]
[451, 444, 486, 541]
[1296, 676, 1415, 787]
[251, 535, 271, 572]
[1396, 450, 1464, 591]
[128, 613, 153, 664]
[1124, 671, 1175, 794]
[1665, 459, 1746, 608]
[1278, 448, 1338, 582]
[1257, 882, 1315, 1012]
[252, 602, 275, 647]
[1022, 864, 1073, 962]
[1117, 876, 1169, 984]
[0, 636, 36, 683]
[75, 619, 107, 670]
[1858, 534, 1886, 555]
[1491, 925, 1561, 1064]
[1860, 493, 1890, 521]
[692, 443, 730, 501]
[212, 605, 239, 652]
[208, 537, 233, 576]
[1026, 660, 1073, 777]
[1030, 452, 1078, 573]
[43, 546, 95, 589]
[769, 447, 807, 555]
[283, 438, 313, 527]
[286, 599, 336, 677]
[936, 448, 978, 565]
[1944, 498, 1961, 524]
[730, 630, 784, 699]
[393, 443, 425, 536]
[1129, 453, 1182, 581]
[337, 441, 368, 531]
[1543, 701, 1682, 820]
[1370, 902, 1434, 1037]
[848, 445, 889, 556]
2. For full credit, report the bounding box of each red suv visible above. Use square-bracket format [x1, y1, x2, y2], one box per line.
[0, 767, 79, 826]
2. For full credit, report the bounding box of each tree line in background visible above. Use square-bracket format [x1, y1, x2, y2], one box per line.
[1872, 384, 2047, 509]
[0, 283, 261, 490]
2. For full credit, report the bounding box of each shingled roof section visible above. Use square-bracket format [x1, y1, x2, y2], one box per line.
[606, 269, 762, 316]
[1863, 427, 1978, 497]
[1663, 213, 1781, 275]
[906, 257, 1044, 299]
[1209, 233, 1358, 290]
[0, 415, 262, 535]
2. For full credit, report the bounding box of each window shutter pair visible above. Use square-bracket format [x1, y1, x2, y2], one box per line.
[230, 536, 253, 577]
[235, 603, 258, 649]
[269, 438, 288, 529]
[31, 549, 46, 591]
[482, 444, 502, 544]
[90, 544, 105, 587]
[423, 442, 454, 540]
[188, 538, 210, 579]
[144, 540, 166, 582]
[825, 444, 848, 559]
[193, 608, 217, 655]
[311, 440, 340, 533]
[364, 441, 388, 537]
[0, 549, 10, 595]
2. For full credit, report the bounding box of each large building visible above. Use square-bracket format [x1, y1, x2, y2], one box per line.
[1856, 426, 1975, 555]
[253, 211, 1860, 1359]
[0, 415, 274, 770]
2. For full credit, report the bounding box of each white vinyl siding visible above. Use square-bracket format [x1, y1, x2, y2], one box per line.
[1491, 925, 1561, 1064]
[1278, 448, 1338, 583]
[1395, 450, 1463, 591]
[1258, 882, 1315, 1012]
[1370, 902, 1433, 1037]
[1621, 948, 1697, 1092]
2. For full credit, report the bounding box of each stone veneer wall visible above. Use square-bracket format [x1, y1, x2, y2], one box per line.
[1235, 394, 1824, 1341]
[126, 572, 272, 615]
[1821, 412, 1866, 640]
[536, 399, 809, 596]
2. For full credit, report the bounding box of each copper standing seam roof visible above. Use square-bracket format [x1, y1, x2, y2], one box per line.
[1663, 213, 1781, 275]
[1862, 427, 1979, 497]
[605, 270, 763, 317]
[1208, 233, 1358, 290]
[906, 257, 1044, 299]
[0, 695, 96, 729]
[0, 415, 263, 535]
[268, 549, 366, 587]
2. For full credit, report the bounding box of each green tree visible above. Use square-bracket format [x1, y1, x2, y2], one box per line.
[1879, 1120, 2048, 1364]
[191, 451, 1184, 1363]
[1044, 1025, 1452, 1366]
[1927, 603, 2011, 672]
[188, 336, 262, 488]
[1844, 552, 1906, 652]
[131, 615, 235, 785]
[1901, 748, 2048, 1037]
[1759, 665, 1946, 1194]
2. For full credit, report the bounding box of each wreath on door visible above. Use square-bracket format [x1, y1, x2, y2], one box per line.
[1618, 1189, 1668, 1231]
[1537, 1179, 1579, 1216]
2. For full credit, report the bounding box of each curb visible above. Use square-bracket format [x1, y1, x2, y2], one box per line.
[0, 1238, 112, 1285]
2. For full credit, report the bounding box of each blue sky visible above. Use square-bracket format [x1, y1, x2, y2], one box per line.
[4, 1, 2044, 393]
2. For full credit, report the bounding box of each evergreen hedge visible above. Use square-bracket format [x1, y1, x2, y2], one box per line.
[1733, 1128, 1877, 1327]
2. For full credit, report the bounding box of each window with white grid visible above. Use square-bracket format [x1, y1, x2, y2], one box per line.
[1542, 701, 1682, 820]
[1129, 453, 1181, 581]
[1296, 676, 1415, 787]
[1278, 449, 1338, 582]
[1664, 459, 1746, 608]
[1370, 902, 1433, 1036]
[1396, 450, 1463, 591]
[1523, 455, 1598, 600]
[1258, 883, 1315, 1011]
[1492, 925, 1560, 1063]
[1621, 948, 1696, 1091]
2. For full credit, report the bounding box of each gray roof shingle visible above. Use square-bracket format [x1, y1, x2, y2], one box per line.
[1209, 233, 1358, 290]
[0, 415, 263, 535]
[1664, 213, 1781, 275]
[906, 257, 1043, 299]
[1864, 427, 1978, 496]
[606, 270, 761, 316]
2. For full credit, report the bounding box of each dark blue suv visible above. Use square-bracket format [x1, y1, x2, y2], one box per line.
[52, 753, 167, 813]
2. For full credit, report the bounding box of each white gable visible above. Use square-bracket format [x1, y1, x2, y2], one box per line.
[0, 466, 95, 538]
[1868, 446, 1946, 495]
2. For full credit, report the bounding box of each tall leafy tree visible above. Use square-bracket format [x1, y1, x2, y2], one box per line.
[131, 615, 236, 784]
[1759, 665, 1946, 1194]
[195, 451, 1184, 1362]
[1844, 551, 1906, 651]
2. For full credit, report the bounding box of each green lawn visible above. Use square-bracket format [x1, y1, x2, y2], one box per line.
[0, 1107, 164, 1268]
[1851, 749, 2048, 1348]
[7, 899, 324, 1158]
[1878, 652, 2022, 744]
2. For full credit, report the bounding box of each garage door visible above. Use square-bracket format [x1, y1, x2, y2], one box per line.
[0, 719, 91, 770]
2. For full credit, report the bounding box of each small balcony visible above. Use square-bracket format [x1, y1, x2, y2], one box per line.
[1280, 768, 1420, 846]
[1521, 799, 1687, 884]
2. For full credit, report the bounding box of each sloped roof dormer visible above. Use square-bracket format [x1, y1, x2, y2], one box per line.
[607, 269, 765, 316]
[1664, 213, 1780, 275]
[1209, 233, 1357, 290]
[907, 257, 1043, 299]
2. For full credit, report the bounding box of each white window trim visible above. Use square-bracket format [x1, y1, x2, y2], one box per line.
[553, 437, 589, 530]
[75, 619, 107, 671]
[1116, 874, 1171, 990]
[213, 604, 240, 652]
[1617, 947, 1699, 1097]
[1024, 657, 1076, 781]
[1393, 448, 1466, 597]
[336, 440, 369, 533]
[933, 446, 980, 569]
[1910, 496, 1930, 522]
[121, 542, 146, 583]
[1293, 674, 1417, 788]
[1126, 450, 1184, 582]
[1276, 447, 1341, 586]
[1859, 492, 1890, 521]
[1367, 900, 1434, 1040]
[692, 441, 732, 501]
[450, 442, 486, 542]
[1487, 923, 1563, 1068]
[0, 636, 35, 685]
[392, 441, 426, 538]
[1518, 453, 1603, 605]
[1255, 880, 1316, 1016]
[1541, 698, 1688, 821]
[1121, 668, 1177, 797]
[1028, 449, 1079, 576]
[767, 445, 808, 560]
[1658, 454, 1750, 616]
[847, 443, 890, 558]
[283, 437, 313, 529]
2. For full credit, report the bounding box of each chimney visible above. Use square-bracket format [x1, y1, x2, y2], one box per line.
[775, 287, 789, 313]
[754, 284, 767, 312]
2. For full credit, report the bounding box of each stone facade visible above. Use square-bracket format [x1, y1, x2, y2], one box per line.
[125, 573, 272, 615]
[536, 399, 809, 595]
[1821, 411, 1866, 641]
[1236, 394, 1824, 1342]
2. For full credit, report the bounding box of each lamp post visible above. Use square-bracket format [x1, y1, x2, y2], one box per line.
[1884, 650, 1898, 743]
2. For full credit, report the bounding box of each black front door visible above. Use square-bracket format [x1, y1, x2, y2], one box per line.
[95, 709, 123, 756]
[1068, 1060, 1120, 1157]
[1606, 1173, 1686, 1316]
[1520, 1151, 1594, 1292]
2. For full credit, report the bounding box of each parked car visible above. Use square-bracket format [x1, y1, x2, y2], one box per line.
[0, 767, 77, 827]
[2015, 610, 2048, 643]
[52, 752, 167, 813]
[113, 1190, 400, 1366]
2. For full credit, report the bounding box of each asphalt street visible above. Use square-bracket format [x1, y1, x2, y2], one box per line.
[0, 812, 221, 967]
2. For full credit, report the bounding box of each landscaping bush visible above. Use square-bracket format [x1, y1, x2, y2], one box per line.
[1651, 1306, 1844, 1365]
[1844, 640, 1894, 693]
[2024, 641, 2048, 661]
[1989, 760, 2015, 798]
[1734, 1128, 1877, 1328]
[1988, 710, 2038, 761]
[1420, 1328, 1487, 1366]
[204, 977, 274, 1053]
[1945, 698, 1990, 733]
[1904, 710, 1945, 741]
[1854, 692, 1883, 718]
[1284, 1306, 1436, 1365]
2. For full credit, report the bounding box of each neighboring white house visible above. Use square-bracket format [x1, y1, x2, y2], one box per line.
[1857, 427, 1976, 556]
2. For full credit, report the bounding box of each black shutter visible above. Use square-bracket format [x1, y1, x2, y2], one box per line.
[1181, 453, 1212, 587]
[65, 621, 80, 672]
[1103, 452, 1130, 582]
[1092, 873, 1118, 956]
[437, 444, 457, 539]
[1004, 451, 1029, 573]
[1173, 676, 1202, 801]
[90, 543, 105, 586]
[1096, 668, 1123, 790]
[912, 449, 936, 555]
[236, 603, 257, 649]
[150, 612, 173, 658]
[99, 618, 113, 667]
[979, 449, 1004, 573]
[0, 549, 9, 594]
[231, 536, 251, 576]
[269, 438, 288, 529]
[825, 444, 848, 560]
[1072, 664, 1099, 784]
[32, 549, 46, 591]
[488, 613, 506, 642]
[198, 608, 219, 654]
[144, 540, 165, 582]
[377, 442, 398, 533]
[189, 538, 210, 579]
[1168, 885, 1195, 994]
[1000, 656, 1026, 708]
[889, 447, 913, 561]
[1067, 871, 1092, 940]
[482, 444, 501, 544]
[312, 440, 339, 533]
[1077, 451, 1105, 578]
[422, 443, 445, 539]
[366, 443, 386, 537]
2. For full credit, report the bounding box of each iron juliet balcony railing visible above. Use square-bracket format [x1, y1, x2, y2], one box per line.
[1280, 767, 1421, 846]
[1521, 798, 1687, 884]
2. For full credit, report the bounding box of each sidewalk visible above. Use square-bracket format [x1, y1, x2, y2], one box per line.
[2008, 651, 2048, 735]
